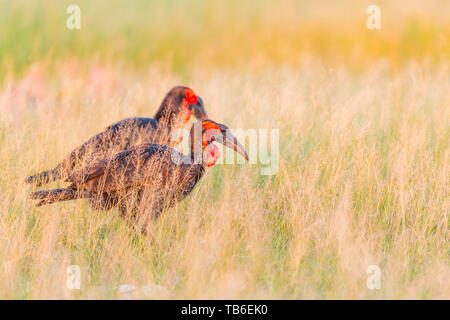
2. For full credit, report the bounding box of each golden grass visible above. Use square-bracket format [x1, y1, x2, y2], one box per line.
[0, 0, 448, 299]
[0, 58, 448, 299]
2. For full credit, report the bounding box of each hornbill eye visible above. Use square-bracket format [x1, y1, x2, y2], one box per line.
[202, 128, 220, 146]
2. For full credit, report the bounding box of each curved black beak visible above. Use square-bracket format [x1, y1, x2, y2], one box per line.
[190, 96, 208, 120]
[216, 123, 249, 161]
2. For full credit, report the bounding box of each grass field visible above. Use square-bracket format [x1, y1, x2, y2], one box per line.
[0, 0, 448, 299]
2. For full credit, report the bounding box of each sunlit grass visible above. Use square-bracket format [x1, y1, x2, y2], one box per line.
[0, 0, 448, 299]
[0, 58, 448, 298]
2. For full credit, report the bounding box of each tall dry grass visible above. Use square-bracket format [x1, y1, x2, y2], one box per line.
[0, 58, 448, 298]
[0, 0, 449, 299]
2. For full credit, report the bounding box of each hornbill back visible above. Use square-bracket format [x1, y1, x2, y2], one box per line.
[29, 120, 248, 233]
[24, 86, 207, 186]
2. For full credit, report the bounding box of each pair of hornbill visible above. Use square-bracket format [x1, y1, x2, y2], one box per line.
[26, 86, 248, 230]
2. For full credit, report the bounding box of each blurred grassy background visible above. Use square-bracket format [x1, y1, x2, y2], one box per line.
[0, 0, 449, 76]
[0, 0, 448, 299]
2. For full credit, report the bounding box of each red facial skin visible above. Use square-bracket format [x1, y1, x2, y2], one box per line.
[202, 122, 221, 167]
[203, 144, 220, 167]
[182, 88, 198, 123]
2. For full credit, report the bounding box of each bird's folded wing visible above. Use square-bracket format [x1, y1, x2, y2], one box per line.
[65, 144, 168, 187]
[64, 158, 109, 184]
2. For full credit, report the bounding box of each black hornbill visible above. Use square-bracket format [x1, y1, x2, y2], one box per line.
[25, 86, 207, 186]
[30, 120, 249, 231]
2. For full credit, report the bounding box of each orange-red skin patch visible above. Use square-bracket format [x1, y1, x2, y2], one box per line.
[184, 88, 198, 105]
[204, 144, 220, 167]
[202, 121, 220, 132]
[201, 121, 221, 166]
[181, 98, 192, 123]
[202, 129, 220, 147]
[182, 89, 197, 123]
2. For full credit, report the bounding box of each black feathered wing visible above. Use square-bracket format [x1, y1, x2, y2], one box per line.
[25, 117, 160, 186]
[65, 143, 172, 193]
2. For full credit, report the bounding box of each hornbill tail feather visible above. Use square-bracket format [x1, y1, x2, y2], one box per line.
[24, 168, 60, 186]
[30, 187, 89, 206]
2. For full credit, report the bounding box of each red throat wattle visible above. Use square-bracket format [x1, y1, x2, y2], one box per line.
[182, 101, 192, 123]
[182, 88, 197, 123]
[204, 144, 220, 167]
[202, 121, 221, 167]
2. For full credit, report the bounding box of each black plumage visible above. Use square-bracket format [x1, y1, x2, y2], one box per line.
[30, 120, 249, 232]
[25, 86, 207, 186]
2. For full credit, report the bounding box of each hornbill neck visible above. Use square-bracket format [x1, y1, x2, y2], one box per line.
[182, 136, 206, 187]
[189, 129, 207, 167]
[189, 142, 205, 167]
[154, 93, 183, 126]
[154, 108, 181, 126]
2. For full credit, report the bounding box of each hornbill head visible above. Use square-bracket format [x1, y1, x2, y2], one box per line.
[190, 120, 249, 167]
[155, 86, 208, 124]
